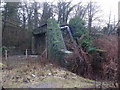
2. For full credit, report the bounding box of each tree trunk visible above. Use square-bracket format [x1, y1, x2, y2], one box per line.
[88, 17, 92, 32]
[34, 2, 38, 28]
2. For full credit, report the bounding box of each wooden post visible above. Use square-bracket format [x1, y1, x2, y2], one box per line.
[118, 1, 120, 88]
[25, 49, 28, 58]
[32, 36, 35, 54]
[45, 33, 48, 58]
[5, 50, 7, 60]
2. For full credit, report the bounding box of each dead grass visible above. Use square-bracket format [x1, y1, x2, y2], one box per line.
[2, 55, 118, 88]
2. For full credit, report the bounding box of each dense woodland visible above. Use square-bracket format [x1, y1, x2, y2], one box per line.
[0, 0, 120, 88]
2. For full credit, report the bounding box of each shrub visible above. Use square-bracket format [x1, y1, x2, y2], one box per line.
[69, 16, 86, 37]
[79, 34, 96, 54]
[69, 16, 96, 54]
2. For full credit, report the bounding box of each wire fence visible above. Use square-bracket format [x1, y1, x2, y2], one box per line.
[2, 48, 40, 69]
[2, 48, 38, 59]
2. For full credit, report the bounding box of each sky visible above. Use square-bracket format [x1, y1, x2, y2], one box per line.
[35, 0, 120, 25]
[94, 0, 119, 23]
[3, 0, 120, 26]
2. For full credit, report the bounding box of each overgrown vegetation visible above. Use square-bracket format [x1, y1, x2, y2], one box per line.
[69, 16, 86, 37]
[69, 16, 96, 54]
[47, 18, 66, 64]
[1, 0, 119, 88]
[66, 16, 118, 84]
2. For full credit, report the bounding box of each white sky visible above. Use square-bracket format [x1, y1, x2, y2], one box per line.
[35, 0, 120, 25]
[94, 0, 119, 23]
[4, 0, 120, 26]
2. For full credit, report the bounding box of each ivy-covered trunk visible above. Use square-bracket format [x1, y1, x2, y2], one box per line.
[47, 18, 66, 64]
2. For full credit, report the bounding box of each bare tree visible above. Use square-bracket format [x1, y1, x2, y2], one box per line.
[75, 3, 88, 19]
[19, 1, 42, 30]
[18, 1, 28, 29]
[25, 1, 34, 30]
[87, 1, 101, 32]
[57, 0, 77, 25]
[2, 2, 20, 33]
[40, 2, 53, 25]
[33, 1, 39, 28]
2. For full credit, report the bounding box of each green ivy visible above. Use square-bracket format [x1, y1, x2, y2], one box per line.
[69, 16, 96, 54]
[69, 16, 86, 37]
[79, 35, 96, 54]
[47, 18, 66, 61]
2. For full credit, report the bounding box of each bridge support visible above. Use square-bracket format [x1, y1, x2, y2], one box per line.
[47, 18, 67, 65]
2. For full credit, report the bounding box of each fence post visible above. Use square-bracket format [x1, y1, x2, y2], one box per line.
[25, 49, 28, 58]
[5, 50, 7, 60]
[32, 36, 35, 54]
